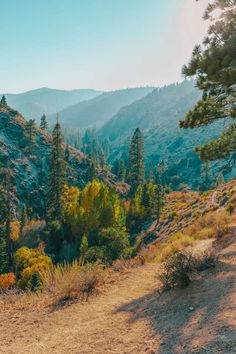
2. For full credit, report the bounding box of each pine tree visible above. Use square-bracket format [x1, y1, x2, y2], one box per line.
[20, 204, 28, 235]
[0, 96, 7, 107]
[87, 157, 97, 181]
[155, 160, 167, 186]
[47, 117, 67, 220]
[25, 119, 36, 154]
[0, 168, 13, 273]
[65, 144, 70, 162]
[0, 183, 8, 274]
[40, 114, 48, 130]
[180, 1, 236, 162]
[128, 128, 145, 193]
[147, 161, 154, 181]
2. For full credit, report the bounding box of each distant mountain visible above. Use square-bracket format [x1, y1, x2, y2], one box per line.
[100, 80, 230, 189]
[51, 87, 155, 130]
[3, 88, 101, 122]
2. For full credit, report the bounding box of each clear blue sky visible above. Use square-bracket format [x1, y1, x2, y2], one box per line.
[0, 0, 208, 93]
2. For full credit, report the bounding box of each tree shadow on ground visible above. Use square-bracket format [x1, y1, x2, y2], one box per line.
[115, 238, 236, 353]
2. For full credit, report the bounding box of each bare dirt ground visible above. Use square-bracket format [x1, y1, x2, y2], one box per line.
[0, 236, 235, 354]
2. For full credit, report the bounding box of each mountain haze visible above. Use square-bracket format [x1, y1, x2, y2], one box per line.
[3, 88, 101, 122]
[51, 87, 155, 130]
[100, 81, 230, 188]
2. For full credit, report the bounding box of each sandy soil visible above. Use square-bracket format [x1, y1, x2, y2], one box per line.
[0, 236, 235, 354]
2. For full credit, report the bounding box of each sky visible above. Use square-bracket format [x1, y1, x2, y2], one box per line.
[0, 0, 209, 93]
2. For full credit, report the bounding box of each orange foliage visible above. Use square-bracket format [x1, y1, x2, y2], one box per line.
[10, 220, 20, 241]
[0, 273, 16, 289]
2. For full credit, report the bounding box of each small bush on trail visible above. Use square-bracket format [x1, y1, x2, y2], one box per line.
[159, 251, 193, 290]
[159, 248, 217, 291]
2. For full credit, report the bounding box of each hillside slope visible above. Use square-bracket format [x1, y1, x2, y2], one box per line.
[0, 233, 235, 353]
[52, 87, 155, 129]
[0, 104, 91, 214]
[1, 180, 236, 353]
[100, 80, 231, 189]
[3, 88, 101, 122]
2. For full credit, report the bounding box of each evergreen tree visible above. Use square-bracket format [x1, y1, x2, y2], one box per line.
[87, 157, 97, 181]
[65, 144, 70, 162]
[0, 168, 14, 273]
[25, 119, 36, 154]
[155, 160, 167, 186]
[147, 161, 154, 181]
[47, 118, 67, 220]
[40, 114, 48, 130]
[20, 204, 28, 235]
[0, 96, 7, 107]
[180, 1, 236, 161]
[128, 128, 145, 193]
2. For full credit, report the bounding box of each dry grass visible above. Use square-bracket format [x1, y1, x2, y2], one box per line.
[40, 261, 106, 306]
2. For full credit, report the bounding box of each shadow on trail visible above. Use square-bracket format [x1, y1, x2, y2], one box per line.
[115, 239, 236, 353]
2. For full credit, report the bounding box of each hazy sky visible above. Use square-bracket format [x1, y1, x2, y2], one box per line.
[0, 0, 209, 93]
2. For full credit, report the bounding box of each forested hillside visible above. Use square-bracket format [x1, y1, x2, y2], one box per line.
[99, 81, 232, 189]
[0, 103, 95, 215]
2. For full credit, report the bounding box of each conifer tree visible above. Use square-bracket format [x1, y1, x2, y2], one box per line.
[0, 96, 7, 107]
[25, 119, 36, 154]
[20, 204, 28, 235]
[0, 183, 8, 274]
[180, 1, 236, 162]
[0, 168, 13, 273]
[40, 114, 48, 130]
[128, 128, 145, 193]
[47, 117, 67, 220]
[65, 144, 70, 162]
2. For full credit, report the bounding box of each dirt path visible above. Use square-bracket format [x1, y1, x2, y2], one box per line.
[0, 237, 235, 354]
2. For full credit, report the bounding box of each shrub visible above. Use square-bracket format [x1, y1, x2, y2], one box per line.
[40, 261, 105, 305]
[0, 273, 16, 290]
[79, 264, 104, 301]
[158, 251, 194, 290]
[15, 246, 52, 289]
[159, 248, 218, 291]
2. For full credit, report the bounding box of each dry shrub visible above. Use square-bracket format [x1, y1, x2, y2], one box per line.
[40, 261, 105, 305]
[186, 211, 230, 240]
[159, 251, 194, 290]
[156, 233, 194, 263]
[159, 248, 217, 291]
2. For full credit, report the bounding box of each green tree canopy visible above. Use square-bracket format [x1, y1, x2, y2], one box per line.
[180, 0, 236, 162]
[128, 128, 145, 193]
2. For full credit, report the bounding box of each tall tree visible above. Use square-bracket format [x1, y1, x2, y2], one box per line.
[25, 119, 36, 154]
[180, 0, 236, 163]
[47, 117, 67, 220]
[128, 128, 145, 193]
[0, 96, 7, 107]
[40, 114, 48, 130]
[0, 168, 14, 273]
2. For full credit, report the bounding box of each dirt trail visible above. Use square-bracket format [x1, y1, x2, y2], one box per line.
[0, 237, 235, 354]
